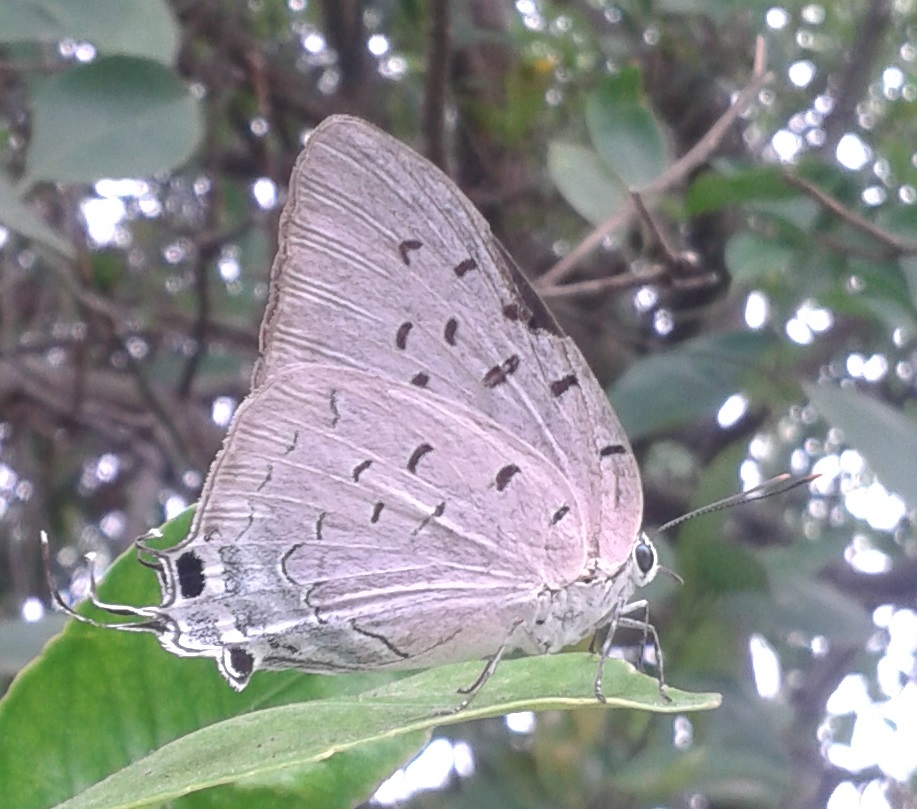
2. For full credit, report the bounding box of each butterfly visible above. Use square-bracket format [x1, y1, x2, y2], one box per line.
[46, 115, 666, 706]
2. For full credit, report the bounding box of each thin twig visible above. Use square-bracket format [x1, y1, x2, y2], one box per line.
[536, 36, 772, 291]
[176, 250, 212, 400]
[781, 171, 917, 256]
[630, 190, 680, 263]
[541, 267, 668, 300]
[422, 0, 451, 170]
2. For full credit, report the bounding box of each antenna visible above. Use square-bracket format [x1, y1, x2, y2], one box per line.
[656, 473, 818, 536]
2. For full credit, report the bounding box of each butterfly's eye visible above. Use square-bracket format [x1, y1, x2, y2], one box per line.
[633, 539, 656, 577]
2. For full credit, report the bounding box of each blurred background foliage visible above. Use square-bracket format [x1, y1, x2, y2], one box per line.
[0, 0, 915, 807]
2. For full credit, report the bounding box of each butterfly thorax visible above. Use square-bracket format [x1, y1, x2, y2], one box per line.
[523, 540, 650, 655]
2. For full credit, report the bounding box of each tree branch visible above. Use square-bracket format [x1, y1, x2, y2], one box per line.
[536, 37, 771, 291]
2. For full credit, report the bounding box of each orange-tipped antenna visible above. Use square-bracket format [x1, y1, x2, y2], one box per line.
[656, 473, 819, 536]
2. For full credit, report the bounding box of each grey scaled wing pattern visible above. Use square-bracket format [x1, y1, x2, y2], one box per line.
[50, 116, 654, 698]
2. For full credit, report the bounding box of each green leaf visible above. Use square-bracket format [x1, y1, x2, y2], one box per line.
[48, 658, 718, 809]
[585, 68, 669, 187]
[27, 55, 203, 183]
[610, 331, 781, 441]
[0, 172, 74, 256]
[745, 194, 820, 232]
[898, 256, 917, 313]
[0, 0, 179, 64]
[548, 142, 628, 225]
[823, 258, 917, 332]
[1, 510, 720, 809]
[724, 231, 796, 285]
[685, 164, 820, 231]
[804, 382, 917, 507]
[685, 166, 793, 216]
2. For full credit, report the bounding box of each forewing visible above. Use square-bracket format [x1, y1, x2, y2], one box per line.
[254, 116, 641, 562]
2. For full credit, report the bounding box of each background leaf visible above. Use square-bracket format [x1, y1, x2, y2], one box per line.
[586, 68, 669, 187]
[547, 142, 627, 225]
[805, 382, 917, 507]
[0, 173, 74, 256]
[26, 56, 203, 183]
[0, 0, 179, 63]
[609, 331, 782, 440]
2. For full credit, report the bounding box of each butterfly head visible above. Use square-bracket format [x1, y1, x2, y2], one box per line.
[630, 534, 658, 586]
[629, 533, 683, 590]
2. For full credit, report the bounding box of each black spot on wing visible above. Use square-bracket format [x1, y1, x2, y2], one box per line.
[371, 502, 384, 523]
[411, 372, 430, 388]
[501, 298, 556, 335]
[495, 464, 521, 491]
[444, 317, 458, 346]
[407, 442, 434, 474]
[551, 374, 579, 397]
[551, 505, 570, 525]
[502, 303, 522, 322]
[176, 551, 205, 598]
[395, 322, 412, 350]
[483, 355, 520, 388]
[600, 444, 627, 458]
[352, 459, 373, 482]
[454, 258, 477, 277]
[398, 239, 423, 265]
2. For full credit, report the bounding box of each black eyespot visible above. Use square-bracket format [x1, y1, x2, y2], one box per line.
[176, 551, 205, 598]
[634, 541, 655, 575]
[226, 647, 254, 680]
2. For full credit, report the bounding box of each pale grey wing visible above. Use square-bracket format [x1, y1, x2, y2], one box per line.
[155, 363, 588, 670]
[254, 115, 641, 563]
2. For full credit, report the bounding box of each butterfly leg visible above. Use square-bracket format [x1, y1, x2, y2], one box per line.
[588, 625, 604, 654]
[594, 599, 669, 703]
[449, 619, 523, 713]
[451, 647, 506, 713]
